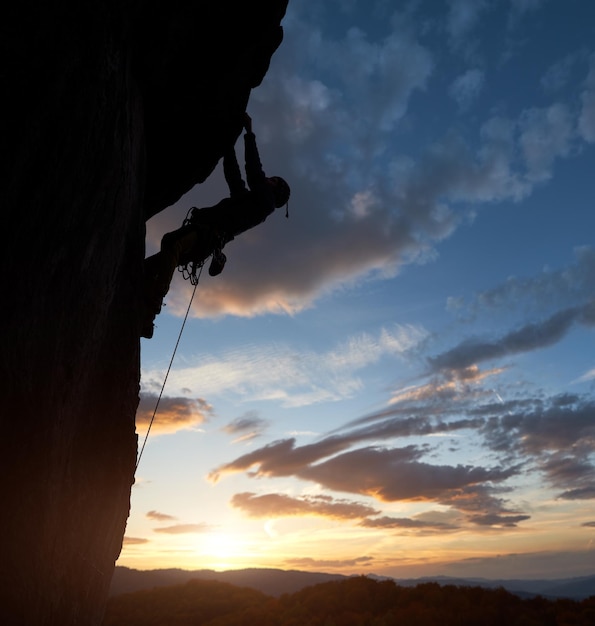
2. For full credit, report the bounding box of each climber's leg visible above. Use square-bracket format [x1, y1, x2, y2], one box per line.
[141, 228, 198, 338]
[153, 229, 198, 301]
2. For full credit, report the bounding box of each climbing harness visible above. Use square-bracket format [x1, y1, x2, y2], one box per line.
[135, 259, 205, 472]
[178, 207, 227, 282]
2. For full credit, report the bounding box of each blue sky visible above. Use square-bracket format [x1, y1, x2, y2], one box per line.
[122, 0, 595, 580]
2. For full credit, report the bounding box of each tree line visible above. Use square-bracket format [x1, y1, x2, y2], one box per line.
[103, 574, 595, 625]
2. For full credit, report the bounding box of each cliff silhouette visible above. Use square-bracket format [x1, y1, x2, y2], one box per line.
[0, 1, 288, 624]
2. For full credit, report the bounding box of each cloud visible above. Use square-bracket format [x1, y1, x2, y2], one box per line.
[556, 485, 595, 500]
[209, 404, 497, 485]
[143, 324, 426, 407]
[153, 523, 214, 534]
[428, 306, 584, 374]
[223, 412, 270, 442]
[541, 52, 583, 93]
[507, 0, 546, 28]
[206, 343, 592, 525]
[284, 556, 374, 569]
[446, 0, 490, 43]
[136, 393, 213, 434]
[465, 246, 595, 316]
[384, 366, 505, 409]
[481, 395, 595, 457]
[582, 521, 595, 527]
[210, 432, 521, 516]
[479, 394, 595, 498]
[208, 437, 353, 483]
[147, 510, 177, 522]
[540, 454, 595, 501]
[579, 54, 595, 142]
[449, 69, 484, 110]
[509, 0, 544, 14]
[577, 367, 595, 383]
[230, 492, 379, 520]
[122, 537, 149, 545]
[298, 446, 518, 503]
[519, 103, 573, 183]
[467, 513, 531, 527]
[360, 515, 459, 532]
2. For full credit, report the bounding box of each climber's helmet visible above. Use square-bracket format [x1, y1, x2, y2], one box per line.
[267, 176, 291, 208]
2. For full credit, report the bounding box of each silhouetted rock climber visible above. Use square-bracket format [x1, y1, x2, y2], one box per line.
[142, 113, 290, 338]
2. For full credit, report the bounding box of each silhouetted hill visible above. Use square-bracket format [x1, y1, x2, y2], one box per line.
[103, 575, 595, 625]
[111, 566, 595, 601]
[392, 574, 595, 600]
[537, 576, 595, 600]
[110, 566, 347, 598]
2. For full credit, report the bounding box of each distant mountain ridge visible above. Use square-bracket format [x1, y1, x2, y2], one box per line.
[110, 566, 595, 600]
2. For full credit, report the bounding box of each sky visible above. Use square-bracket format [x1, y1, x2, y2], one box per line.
[121, 0, 595, 581]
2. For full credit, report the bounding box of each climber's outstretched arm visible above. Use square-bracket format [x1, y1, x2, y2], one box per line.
[223, 146, 247, 198]
[243, 113, 268, 192]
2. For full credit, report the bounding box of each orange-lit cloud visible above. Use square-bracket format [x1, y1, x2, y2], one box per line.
[388, 365, 505, 406]
[222, 412, 270, 442]
[285, 556, 375, 569]
[298, 447, 518, 503]
[467, 513, 530, 527]
[359, 515, 458, 532]
[136, 394, 213, 434]
[153, 523, 215, 534]
[231, 492, 379, 520]
[123, 536, 149, 545]
[147, 510, 177, 522]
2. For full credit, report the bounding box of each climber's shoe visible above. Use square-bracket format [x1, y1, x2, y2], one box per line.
[208, 249, 227, 276]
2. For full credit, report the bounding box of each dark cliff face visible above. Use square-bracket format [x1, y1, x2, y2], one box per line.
[0, 1, 288, 624]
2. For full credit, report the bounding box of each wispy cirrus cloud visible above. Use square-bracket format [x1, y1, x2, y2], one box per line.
[142, 324, 426, 407]
[577, 368, 595, 383]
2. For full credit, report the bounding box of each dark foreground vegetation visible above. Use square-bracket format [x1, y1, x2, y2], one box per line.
[103, 575, 595, 625]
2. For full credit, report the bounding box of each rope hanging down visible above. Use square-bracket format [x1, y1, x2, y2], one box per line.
[135, 263, 204, 472]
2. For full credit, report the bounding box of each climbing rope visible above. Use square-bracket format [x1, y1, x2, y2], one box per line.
[135, 262, 204, 472]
